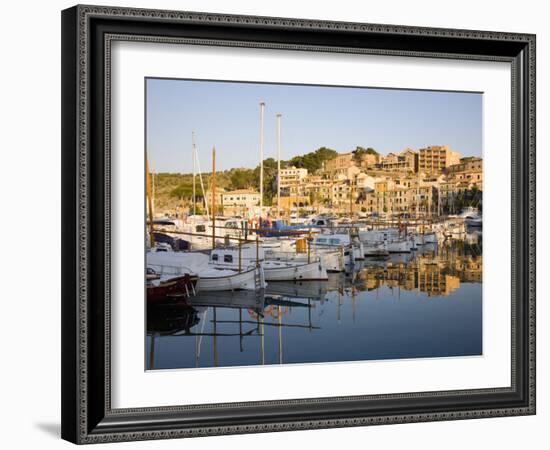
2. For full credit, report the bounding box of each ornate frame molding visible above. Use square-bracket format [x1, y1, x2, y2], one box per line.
[62, 5, 536, 444]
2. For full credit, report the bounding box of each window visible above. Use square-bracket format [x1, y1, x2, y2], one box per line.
[196, 225, 206, 232]
[211, 254, 218, 261]
[224, 255, 233, 263]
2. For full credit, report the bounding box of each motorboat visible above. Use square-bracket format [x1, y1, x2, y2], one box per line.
[147, 250, 265, 291]
[262, 260, 328, 281]
[359, 228, 413, 253]
[146, 270, 198, 304]
[196, 266, 264, 291]
[266, 280, 328, 300]
[209, 245, 328, 281]
[264, 239, 345, 272]
[411, 232, 438, 247]
[266, 248, 344, 272]
[311, 233, 362, 265]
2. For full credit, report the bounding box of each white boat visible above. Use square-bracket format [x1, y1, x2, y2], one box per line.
[459, 207, 482, 228]
[363, 241, 389, 257]
[178, 219, 215, 250]
[266, 281, 327, 300]
[196, 267, 263, 291]
[359, 228, 413, 253]
[211, 244, 262, 269]
[263, 260, 328, 281]
[210, 245, 328, 281]
[147, 250, 265, 291]
[411, 232, 437, 247]
[266, 248, 344, 272]
[150, 242, 174, 253]
[359, 227, 399, 243]
[385, 238, 412, 253]
[311, 234, 359, 266]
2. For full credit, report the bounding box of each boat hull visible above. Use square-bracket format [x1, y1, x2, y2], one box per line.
[264, 261, 328, 281]
[266, 281, 328, 299]
[147, 275, 198, 304]
[267, 250, 344, 272]
[386, 239, 412, 253]
[197, 267, 264, 291]
[363, 242, 389, 257]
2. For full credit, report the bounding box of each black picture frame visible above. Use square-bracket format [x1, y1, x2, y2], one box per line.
[61, 4, 536, 444]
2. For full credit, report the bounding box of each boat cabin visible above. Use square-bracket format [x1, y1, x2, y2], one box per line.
[210, 245, 265, 268]
[312, 234, 351, 247]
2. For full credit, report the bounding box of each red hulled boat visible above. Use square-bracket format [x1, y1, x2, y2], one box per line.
[146, 272, 198, 305]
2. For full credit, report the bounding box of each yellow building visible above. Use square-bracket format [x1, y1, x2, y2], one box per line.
[279, 166, 308, 188]
[378, 148, 418, 173]
[324, 152, 355, 174]
[358, 153, 380, 168]
[418, 145, 460, 173]
[358, 176, 436, 215]
[221, 189, 260, 209]
[279, 195, 310, 209]
[446, 157, 483, 189]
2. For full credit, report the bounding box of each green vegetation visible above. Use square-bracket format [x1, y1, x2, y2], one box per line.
[152, 146, 342, 211]
[352, 146, 378, 165]
[227, 168, 256, 190]
[287, 147, 338, 173]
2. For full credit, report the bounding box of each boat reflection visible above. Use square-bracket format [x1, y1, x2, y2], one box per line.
[146, 236, 482, 370]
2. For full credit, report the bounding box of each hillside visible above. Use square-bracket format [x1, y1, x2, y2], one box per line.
[151, 146, 344, 214]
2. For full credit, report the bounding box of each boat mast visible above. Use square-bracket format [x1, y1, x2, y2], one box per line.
[349, 177, 353, 218]
[259, 102, 265, 222]
[192, 131, 197, 216]
[211, 146, 216, 250]
[145, 151, 155, 247]
[416, 169, 420, 219]
[195, 145, 210, 219]
[276, 113, 282, 218]
[151, 170, 155, 217]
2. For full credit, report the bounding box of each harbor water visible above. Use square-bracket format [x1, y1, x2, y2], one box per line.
[146, 235, 482, 370]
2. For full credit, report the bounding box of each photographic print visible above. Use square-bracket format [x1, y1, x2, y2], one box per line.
[145, 78, 483, 371]
[61, 7, 535, 442]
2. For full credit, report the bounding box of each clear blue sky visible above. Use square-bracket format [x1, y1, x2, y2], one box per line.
[146, 78, 482, 173]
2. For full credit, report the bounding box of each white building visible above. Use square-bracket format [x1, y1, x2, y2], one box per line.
[279, 166, 308, 188]
[221, 189, 261, 209]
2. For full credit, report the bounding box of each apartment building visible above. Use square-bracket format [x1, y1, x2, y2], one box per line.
[445, 157, 483, 189]
[418, 145, 460, 173]
[378, 148, 418, 173]
[279, 166, 308, 188]
[324, 152, 355, 175]
[221, 189, 261, 209]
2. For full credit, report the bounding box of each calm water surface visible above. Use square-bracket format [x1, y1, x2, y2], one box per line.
[146, 237, 482, 370]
